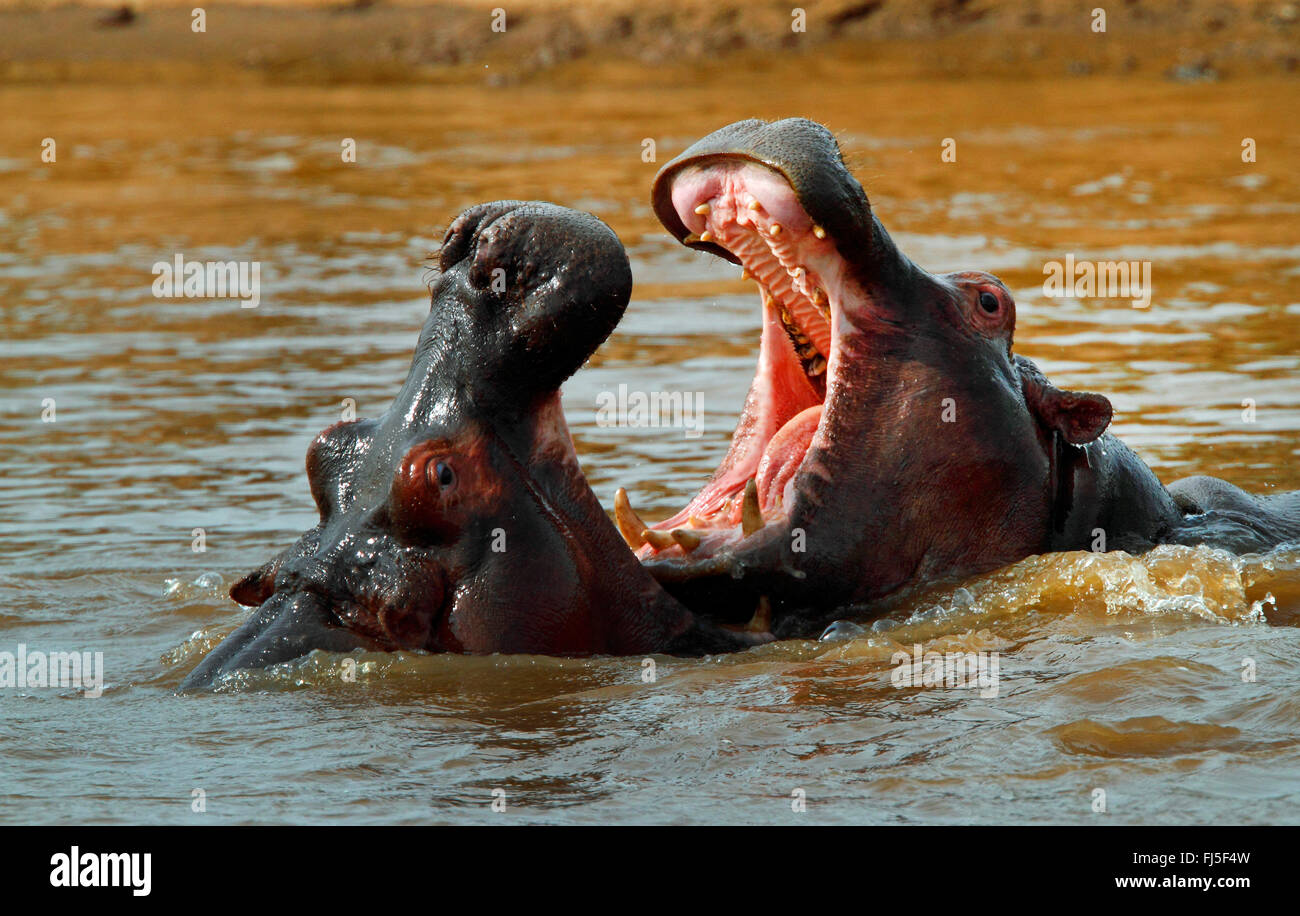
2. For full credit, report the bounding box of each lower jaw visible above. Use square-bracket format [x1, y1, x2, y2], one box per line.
[623, 326, 832, 566]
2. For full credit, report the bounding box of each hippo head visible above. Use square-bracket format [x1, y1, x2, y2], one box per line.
[182, 201, 726, 689]
[632, 119, 1114, 627]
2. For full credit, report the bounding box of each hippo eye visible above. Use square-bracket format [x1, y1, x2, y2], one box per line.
[978, 290, 1001, 314]
[428, 460, 455, 490]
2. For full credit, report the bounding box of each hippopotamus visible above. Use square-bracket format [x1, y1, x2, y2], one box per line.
[625, 117, 1300, 633]
[182, 201, 761, 689]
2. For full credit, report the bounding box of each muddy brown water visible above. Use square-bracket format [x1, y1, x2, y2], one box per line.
[2, 69, 1298, 824]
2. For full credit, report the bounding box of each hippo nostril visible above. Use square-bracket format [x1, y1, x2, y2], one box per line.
[439, 201, 526, 271]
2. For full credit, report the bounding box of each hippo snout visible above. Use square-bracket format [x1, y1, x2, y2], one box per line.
[432, 200, 633, 399]
[181, 589, 372, 690]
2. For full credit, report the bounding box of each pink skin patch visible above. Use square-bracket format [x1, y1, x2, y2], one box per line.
[634, 161, 858, 560]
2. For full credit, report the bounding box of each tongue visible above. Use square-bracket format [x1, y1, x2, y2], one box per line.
[755, 405, 822, 510]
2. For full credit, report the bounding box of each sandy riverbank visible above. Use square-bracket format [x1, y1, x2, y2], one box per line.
[0, 0, 1297, 85]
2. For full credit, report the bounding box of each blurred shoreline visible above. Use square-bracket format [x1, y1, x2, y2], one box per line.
[1, 0, 1297, 85]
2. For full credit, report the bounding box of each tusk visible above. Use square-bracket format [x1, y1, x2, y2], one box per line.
[746, 596, 772, 633]
[614, 488, 648, 549]
[741, 478, 764, 537]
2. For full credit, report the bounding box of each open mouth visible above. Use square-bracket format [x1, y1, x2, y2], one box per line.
[617, 159, 859, 571]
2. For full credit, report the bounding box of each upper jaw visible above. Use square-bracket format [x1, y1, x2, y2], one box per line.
[626, 157, 868, 573]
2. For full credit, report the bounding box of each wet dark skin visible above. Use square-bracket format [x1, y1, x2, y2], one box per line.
[637, 118, 1300, 635]
[182, 202, 762, 689]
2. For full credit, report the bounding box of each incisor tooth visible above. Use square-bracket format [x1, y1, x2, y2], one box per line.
[769, 223, 783, 237]
[614, 488, 648, 549]
[742, 478, 764, 537]
[643, 529, 676, 550]
[813, 224, 826, 239]
[748, 200, 762, 211]
[671, 529, 702, 551]
[694, 203, 711, 215]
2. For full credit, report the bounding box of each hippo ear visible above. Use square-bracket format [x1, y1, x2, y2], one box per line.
[230, 554, 282, 607]
[1017, 357, 1112, 445]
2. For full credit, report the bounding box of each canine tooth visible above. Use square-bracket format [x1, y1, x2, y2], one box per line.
[694, 203, 711, 215]
[671, 529, 702, 551]
[748, 200, 762, 211]
[741, 478, 764, 537]
[746, 596, 772, 633]
[769, 223, 783, 237]
[808, 354, 827, 376]
[699, 231, 713, 243]
[614, 487, 649, 549]
[643, 529, 676, 550]
[813, 224, 826, 239]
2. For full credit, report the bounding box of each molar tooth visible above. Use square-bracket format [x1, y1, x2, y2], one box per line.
[748, 200, 762, 211]
[808, 354, 827, 376]
[671, 529, 702, 552]
[813, 224, 826, 239]
[614, 487, 649, 549]
[769, 223, 783, 237]
[812, 287, 831, 318]
[683, 233, 701, 244]
[741, 478, 764, 538]
[694, 203, 711, 215]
